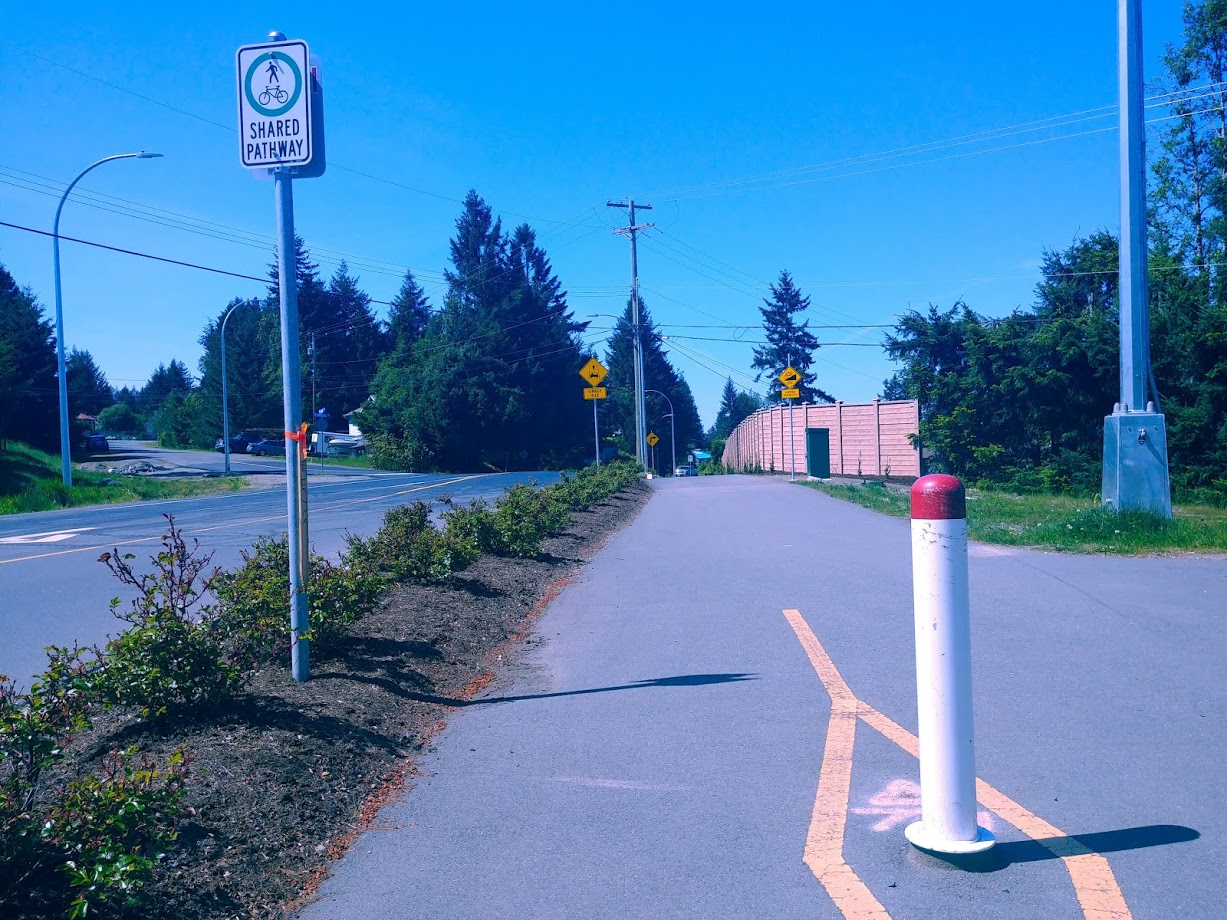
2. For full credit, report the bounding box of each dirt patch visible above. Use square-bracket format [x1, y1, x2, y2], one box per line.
[74, 482, 649, 919]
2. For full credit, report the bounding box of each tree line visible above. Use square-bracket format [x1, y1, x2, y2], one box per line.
[0, 190, 712, 473]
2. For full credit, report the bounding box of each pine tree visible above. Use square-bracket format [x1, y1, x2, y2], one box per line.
[387, 270, 432, 351]
[0, 262, 58, 450]
[65, 348, 114, 418]
[196, 298, 280, 443]
[751, 270, 834, 404]
[603, 296, 705, 467]
[712, 377, 761, 439]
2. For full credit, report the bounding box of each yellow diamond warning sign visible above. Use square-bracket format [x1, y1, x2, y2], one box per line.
[579, 357, 608, 387]
[647, 432, 660, 447]
[778, 366, 801, 389]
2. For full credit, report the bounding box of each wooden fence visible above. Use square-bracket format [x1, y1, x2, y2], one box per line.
[720, 399, 921, 477]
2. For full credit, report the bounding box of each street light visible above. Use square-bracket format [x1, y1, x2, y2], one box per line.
[220, 299, 254, 475]
[646, 388, 676, 477]
[53, 151, 163, 487]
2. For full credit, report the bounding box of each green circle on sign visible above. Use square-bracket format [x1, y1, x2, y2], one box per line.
[245, 51, 302, 118]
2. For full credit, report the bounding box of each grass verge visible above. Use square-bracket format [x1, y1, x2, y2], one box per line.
[798, 480, 1227, 554]
[0, 442, 246, 515]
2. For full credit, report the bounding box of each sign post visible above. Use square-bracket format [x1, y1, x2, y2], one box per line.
[780, 365, 801, 481]
[579, 358, 608, 467]
[238, 31, 324, 682]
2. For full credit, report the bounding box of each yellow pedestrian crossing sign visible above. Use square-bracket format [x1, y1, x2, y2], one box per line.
[779, 366, 801, 389]
[579, 357, 608, 387]
[647, 432, 659, 447]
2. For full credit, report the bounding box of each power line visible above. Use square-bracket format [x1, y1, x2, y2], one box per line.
[636, 81, 1227, 201]
[0, 38, 612, 230]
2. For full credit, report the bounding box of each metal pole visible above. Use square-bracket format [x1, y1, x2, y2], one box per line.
[905, 475, 994, 855]
[790, 399, 797, 480]
[52, 151, 161, 486]
[275, 167, 310, 682]
[788, 354, 796, 481]
[1101, 0, 1173, 517]
[593, 397, 600, 467]
[629, 204, 647, 472]
[646, 389, 675, 476]
[1119, 0, 1148, 412]
[608, 200, 652, 473]
[220, 301, 246, 476]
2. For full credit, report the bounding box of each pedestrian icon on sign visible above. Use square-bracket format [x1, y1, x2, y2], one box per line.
[265, 57, 281, 83]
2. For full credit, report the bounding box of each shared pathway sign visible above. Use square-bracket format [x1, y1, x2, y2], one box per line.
[236, 39, 314, 169]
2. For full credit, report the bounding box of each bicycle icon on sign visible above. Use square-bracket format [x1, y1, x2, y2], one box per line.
[258, 85, 289, 107]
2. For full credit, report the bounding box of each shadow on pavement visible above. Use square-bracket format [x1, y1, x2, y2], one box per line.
[312, 671, 759, 709]
[928, 824, 1200, 873]
[467, 672, 759, 706]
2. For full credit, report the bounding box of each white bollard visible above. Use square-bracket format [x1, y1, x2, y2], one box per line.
[904, 474, 995, 855]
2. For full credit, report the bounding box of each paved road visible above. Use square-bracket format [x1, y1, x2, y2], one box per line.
[298, 475, 1223, 920]
[0, 464, 557, 687]
[81, 439, 378, 478]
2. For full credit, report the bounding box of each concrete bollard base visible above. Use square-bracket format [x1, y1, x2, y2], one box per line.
[905, 820, 995, 855]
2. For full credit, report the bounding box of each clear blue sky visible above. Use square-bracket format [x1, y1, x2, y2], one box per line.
[0, 1, 1188, 428]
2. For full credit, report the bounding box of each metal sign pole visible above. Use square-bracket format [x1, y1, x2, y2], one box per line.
[593, 397, 600, 467]
[275, 168, 310, 682]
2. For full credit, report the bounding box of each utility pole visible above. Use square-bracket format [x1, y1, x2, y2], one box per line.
[1102, 0, 1172, 516]
[309, 332, 318, 427]
[608, 199, 654, 472]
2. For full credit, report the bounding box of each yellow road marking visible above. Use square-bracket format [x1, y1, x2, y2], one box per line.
[783, 609, 891, 918]
[0, 475, 481, 566]
[783, 609, 1132, 920]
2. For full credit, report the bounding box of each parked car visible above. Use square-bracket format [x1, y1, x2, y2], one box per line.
[246, 437, 286, 457]
[85, 433, 109, 453]
[215, 430, 274, 453]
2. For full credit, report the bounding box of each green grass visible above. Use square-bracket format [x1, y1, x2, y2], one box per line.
[798, 480, 1227, 554]
[0, 442, 246, 515]
[307, 453, 374, 470]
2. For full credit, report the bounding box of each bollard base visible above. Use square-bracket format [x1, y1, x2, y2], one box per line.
[905, 820, 995, 855]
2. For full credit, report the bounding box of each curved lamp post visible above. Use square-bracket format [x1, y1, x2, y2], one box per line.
[220, 299, 254, 475]
[646, 388, 676, 477]
[53, 151, 163, 486]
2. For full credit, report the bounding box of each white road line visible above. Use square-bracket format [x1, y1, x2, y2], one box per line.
[0, 527, 97, 544]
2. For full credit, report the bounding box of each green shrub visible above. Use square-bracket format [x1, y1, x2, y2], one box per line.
[94, 519, 238, 719]
[486, 484, 555, 557]
[215, 535, 384, 666]
[346, 501, 472, 581]
[49, 747, 189, 919]
[2, 652, 186, 919]
[440, 497, 498, 558]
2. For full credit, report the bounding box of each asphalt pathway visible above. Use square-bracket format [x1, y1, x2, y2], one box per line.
[297, 475, 1223, 920]
[0, 461, 556, 687]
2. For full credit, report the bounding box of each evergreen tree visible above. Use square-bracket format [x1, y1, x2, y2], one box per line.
[196, 298, 280, 445]
[0, 263, 58, 450]
[603, 296, 705, 468]
[65, 349, 114, 418]
[711, 377, 762, 440]
[387, 270, 432, 351]
[138, 361, 193, 420]
[751, 271, 834, 404]
[317, 262, 386, 425]
[365, 192, 592, 471]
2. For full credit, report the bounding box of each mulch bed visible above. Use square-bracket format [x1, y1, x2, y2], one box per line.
[55, 482, 650, 919]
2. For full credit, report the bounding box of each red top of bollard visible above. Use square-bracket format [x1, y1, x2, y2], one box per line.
[910, 474, 966, 520]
